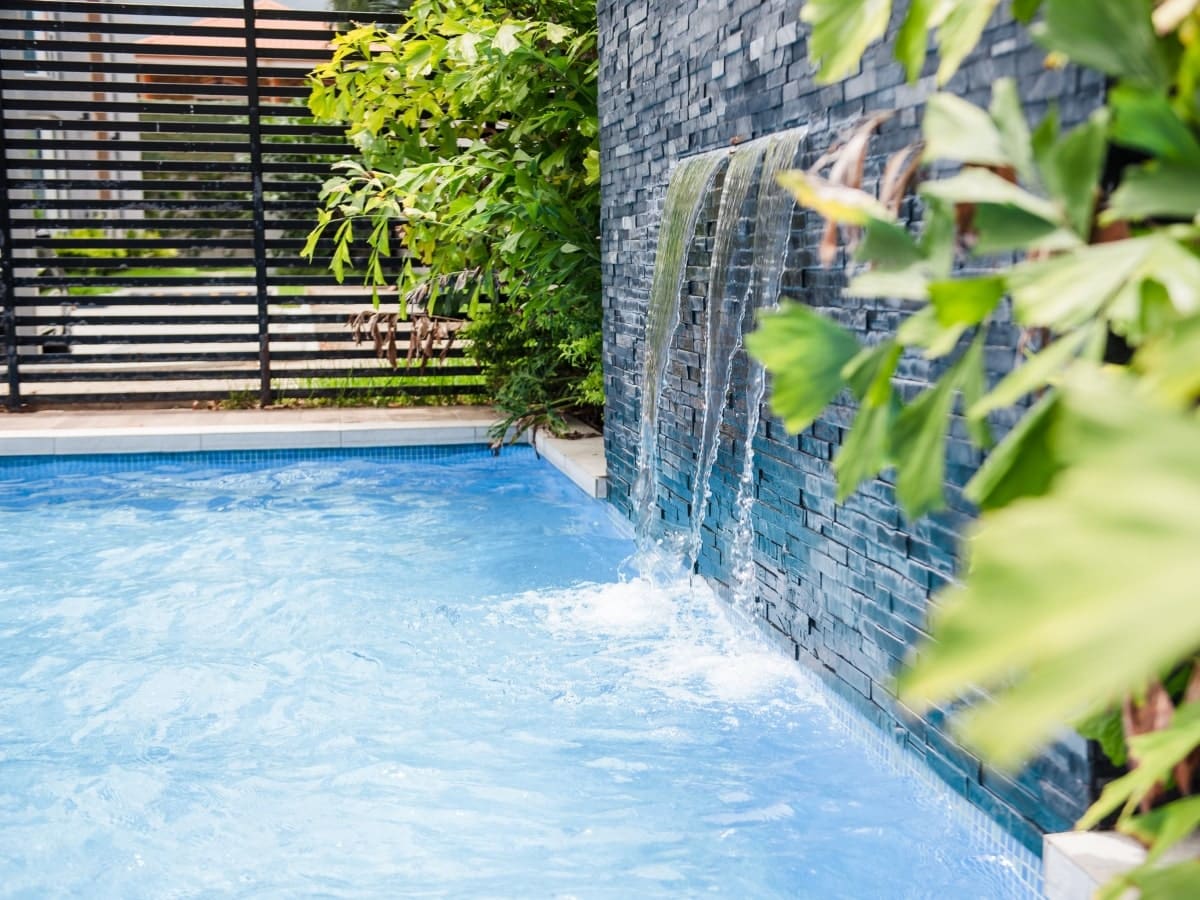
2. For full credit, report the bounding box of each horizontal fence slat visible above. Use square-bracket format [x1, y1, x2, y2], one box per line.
[0, 2, 476, 411]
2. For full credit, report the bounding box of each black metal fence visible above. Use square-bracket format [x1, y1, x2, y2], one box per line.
[0, 0, 484, 409]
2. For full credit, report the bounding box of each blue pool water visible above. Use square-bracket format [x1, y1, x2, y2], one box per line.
[0, 446, 1036, 897]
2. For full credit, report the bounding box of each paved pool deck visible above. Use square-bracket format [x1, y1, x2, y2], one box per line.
[0, 406, 609, 498]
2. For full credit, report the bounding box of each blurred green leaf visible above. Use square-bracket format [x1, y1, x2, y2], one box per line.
[934, 0, 1001, 85]
[989, 79, 1037, 183]
[1036, 0, 1170, 91]
[921, 168, 1065, 226]
[1037, 110, 1109, 237]
[1076, 706, 1129, 768]
[929, 276, 1005, 327]
[747, 302, 861, 434]
[922, 93, 1010, 167]
[968, 326, 1092, 420]
[857, 218, 924, 270]
[1110, 85, 1200, 165]
[902, 369, 1200, 767]
[895, 0, 937, 82]
[965, 391, 1062, 510]
[800, 0, 892, 83]
[1082, 703, 1200, 828]
[1105, 161, 1200, 223]
[777, 170, 894, 225]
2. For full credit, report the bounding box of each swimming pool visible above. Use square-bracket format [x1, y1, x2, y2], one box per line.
[0, 445, 1038, 897]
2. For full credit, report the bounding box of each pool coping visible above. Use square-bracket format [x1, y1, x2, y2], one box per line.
[0, 407, 609, 498]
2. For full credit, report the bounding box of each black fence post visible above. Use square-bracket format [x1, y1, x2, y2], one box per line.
[0, 83, 21, 410]
[243, 0, 272, 406]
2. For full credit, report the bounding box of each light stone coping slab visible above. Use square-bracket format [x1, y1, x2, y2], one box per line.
[1045, 831, 1200, 900]
[533, 427, 608, 499]
[0, 408, 609, 499]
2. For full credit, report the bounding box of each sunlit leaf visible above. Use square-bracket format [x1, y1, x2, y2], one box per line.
[1134, 312, 1200, 405]
[934, 0, 1001, 85]
[1123, 796, 1200, 868]
[776, 170, 894, 225]
[1154, 0, 1200, 34]
[747, 302, 861, 434]
[922, 93, 1010, 167]
[929, 276, 1005, 327]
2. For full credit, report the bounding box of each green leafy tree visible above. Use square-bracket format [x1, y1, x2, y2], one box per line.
[305, 0, 601, 433]
[747, 2, 1200, 895]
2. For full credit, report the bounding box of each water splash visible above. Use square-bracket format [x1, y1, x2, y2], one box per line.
[632, 151, 727, 565]
[683, 141, 767, 570]
[728, 131, 804, 611]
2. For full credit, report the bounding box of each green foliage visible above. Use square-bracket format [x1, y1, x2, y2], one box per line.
[304, 0, 600, 434]
[752, 2, 1200, 893]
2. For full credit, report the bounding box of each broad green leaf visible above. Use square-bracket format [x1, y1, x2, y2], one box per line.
[836, 394, 897, 501]
[922, 93, 1010, 167]
[891, 348, 974, 517]
[842, 340, 902, 405]
[989, 79, 1036, 184]
[1076, 706, 1128, 768]
[1110, 85, 1200, 165]
[1012, 0, 1043, 22]
[921, 168, 1065, 226]
[967, 326, 1092, 420]
[846, 267, 931, 301]
[895, 0, 937, 82]
[1121, 861, 1200, 900]
[856, 218, 923, 270]
[1134, 312, 1200, 405]
[837, 341, 902, 499]
[1006, 237, 1162, 329]
[1104, 161, 1200, 223]
[971, 205, 1081, 256]
[800, 0, 893, 83]
[1107, 236, 1200, 334]
[1080, 702, 1200, 828]
[901, 369, 1200, 767]
[959, 332, 993, 448]
[934, 0, 1001, 85]
[1035, 0, 1170, 91]
[929, 276, 1005, 328]
[920, 197, 957, 278]
[776, 170, 894, 225]
[964, 391, 1062, 510]
[897, 305, 968, 358]
[1037, 109, 1109, 237]
[747, 302, 861, 434]
[1123, 796, 1200, 868]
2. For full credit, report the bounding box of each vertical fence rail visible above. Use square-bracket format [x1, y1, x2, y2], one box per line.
[0, 1, 486, 408]
[0, 83, 20, 410]
[242, 0, 271, 406]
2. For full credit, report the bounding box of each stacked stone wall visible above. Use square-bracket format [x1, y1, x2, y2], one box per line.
[598, 0, 1106, 851]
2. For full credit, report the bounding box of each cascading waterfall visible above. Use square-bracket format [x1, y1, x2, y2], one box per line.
[728, 130, 804, 610]
[632, 128, 803, 601]
[682, 140, 767, 570]
[631, 151, 727, 561]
